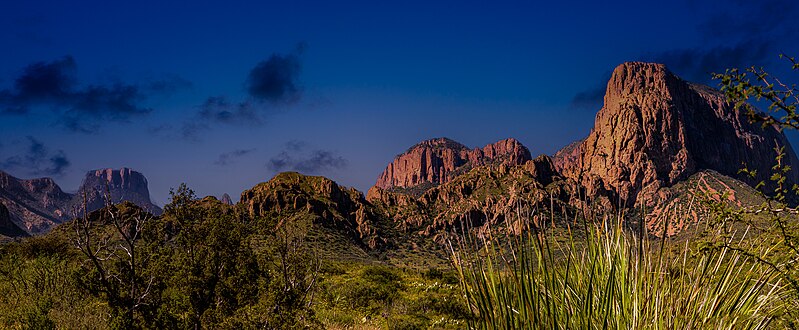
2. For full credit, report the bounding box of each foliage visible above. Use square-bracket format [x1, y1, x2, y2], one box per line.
[707, 54, 799, 327]
[451, 220, 782, 329]
[315, 263, 469, 329]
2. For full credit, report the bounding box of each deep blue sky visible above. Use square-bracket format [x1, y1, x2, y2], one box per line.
[2, 0, 798, 205]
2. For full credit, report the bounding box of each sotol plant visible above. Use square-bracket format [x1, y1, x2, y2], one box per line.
[450, 217, 784, 329]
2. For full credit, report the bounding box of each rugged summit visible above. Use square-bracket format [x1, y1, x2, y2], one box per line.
[240, 172, 388, 249]
[220, 193, 234, 205]
[71, 168, 163, 215]
[0, 203, 27, 238]
[368, 155, 572, 240]
[554, 62, 799, 207]
[375, 138, 531, 192]
[0, 168, 162, 235]
[0, 170, 72, 234]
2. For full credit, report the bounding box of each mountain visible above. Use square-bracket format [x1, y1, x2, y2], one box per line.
[368, 155, 576, 241]
[70, 168, 163, 216]
[0, 170, 72, 234]
[554, 62, 799, 208]
[220, 193, 234, 205]
[374, 138, 531, 195]
[0, 203, 28, 239]
[0, 168, 162, 236]
[240, 172, 390, 251]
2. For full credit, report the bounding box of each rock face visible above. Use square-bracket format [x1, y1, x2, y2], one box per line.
[375, 138, 532, 192]
[0, 170, 72, 234]
[554, 62, 799, 207]
[71, 168, 163, 216]
[240, 172, 388, 249]
[0, 168, 162, 235]
[368, 155, 571, 240]
[220, 193, 234, 205]
[0, 203, 28, 238]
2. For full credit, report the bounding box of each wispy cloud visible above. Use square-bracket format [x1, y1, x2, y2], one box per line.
[0, 56, 190, 133]
[179, 45, 306, 141]
[0, 136, 70, 176]
[267, 140, 347, 173]
[214, 148, 256, 166]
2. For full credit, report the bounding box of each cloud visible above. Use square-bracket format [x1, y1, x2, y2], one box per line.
[697, 0, 797, 43]
[180, 96, 261, 140]
[0, 136, 71, 176]
[644, 0, 798, 83]
[570, 71, 611, 110]
[145, 74, 193, 95]
[0, 56, 189, 133]
[179, 46, 306, 141]
[569, 0, 799, 105]
[246, 48, 303, 104]
[647, 40, 771, 83]
[267, 140, 347, 173]
[214, 148, 256, 166]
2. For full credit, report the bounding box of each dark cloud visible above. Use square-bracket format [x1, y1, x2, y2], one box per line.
[246, 49, 303, 104]
[570, 85, 605, 110]
[214, 148, 256, 166]
[0, 56, 189, 133]
[647, 40, 771, 83]
[570, 71, 611, 110]
[645, 0, 798, 83]
[145, 75, 193, 95]
[198, 97, 259, 124]
[179, 47, 306, 141]
[570, 0, 799, 104]
[697, 0, 797, 43]
[181, 96, 261, 140]
[267, 141, 347, 173]
[0, 136, 71, 176]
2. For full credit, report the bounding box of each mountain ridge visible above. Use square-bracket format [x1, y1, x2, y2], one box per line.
[3, 61, 795, 240]
[0, 167, 162, 235]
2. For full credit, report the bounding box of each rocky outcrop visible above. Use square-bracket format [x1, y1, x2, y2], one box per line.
[644, 170, 763, 237]
[0, 168, 162, 234]
[240, 172, 388, 249]
[220, 193, 234, 206]
[368, 155, 573, 240]
[0, 170, 72, 234]
[0, 203, 28, 238]
[71, 168, 163, 216]
[374, 138, 532, 192]
[554, 62, 799, 207]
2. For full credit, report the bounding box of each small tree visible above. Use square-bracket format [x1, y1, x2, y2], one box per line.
[157, 183, 259, 329]
[710, 54, 799, 326]
[72, 190, 155, 329]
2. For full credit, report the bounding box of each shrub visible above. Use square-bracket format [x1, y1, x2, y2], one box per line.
[451, 220, 783, 329]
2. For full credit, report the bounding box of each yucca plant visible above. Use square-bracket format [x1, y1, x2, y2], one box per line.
[450, 216, 784, 329]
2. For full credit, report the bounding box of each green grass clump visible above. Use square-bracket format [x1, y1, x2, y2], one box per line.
[451, 220, 784, 329]
[315, 263, 469, 329]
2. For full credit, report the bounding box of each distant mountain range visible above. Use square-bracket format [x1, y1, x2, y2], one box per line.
[2, 61, 795, 243]
[0, 168, 162, 236]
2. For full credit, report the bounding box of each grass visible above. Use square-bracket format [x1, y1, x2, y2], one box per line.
[450, 217, 786, 329]
[315, 262, 469, 329]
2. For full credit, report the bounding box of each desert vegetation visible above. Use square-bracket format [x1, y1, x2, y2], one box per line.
[2, 56, 799, 329]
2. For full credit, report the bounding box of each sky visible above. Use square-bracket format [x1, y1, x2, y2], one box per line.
[1, 0, 798, 205]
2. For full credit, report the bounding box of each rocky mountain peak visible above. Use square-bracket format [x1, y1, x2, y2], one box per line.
[220, 193, 234, 205]
[73, 168, 162, 215]
[554, 61, 799, 207]
[374, 137, 532, 191]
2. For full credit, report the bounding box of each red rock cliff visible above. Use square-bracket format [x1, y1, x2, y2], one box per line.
[375, 138, 532, 190]
[554, 62, 799, 206]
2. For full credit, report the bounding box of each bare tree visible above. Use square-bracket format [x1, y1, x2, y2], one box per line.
[72, 188, 154, 327]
